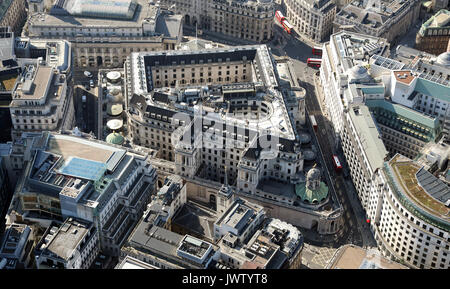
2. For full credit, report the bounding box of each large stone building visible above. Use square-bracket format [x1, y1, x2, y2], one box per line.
[416, 9, 450, 56]
[6, 131, 157, 256]
[124, 45, 344, 236]
[0, 0, 26, 34]
[320, 30, 450, 269]
[283, 0, 337, 43]
[9, 38, 74, 141]
[159, 0, 275, 43]
[333, 0, 421, 45]
[25, 0, 183, 68]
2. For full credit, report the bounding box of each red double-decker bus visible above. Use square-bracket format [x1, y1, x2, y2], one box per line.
[275, 10, 285, 23]
[282, 20, 293, 34]
[307, 58, 322, 68]
[312, 46, 323, 56]
[332, 155, 343, 173]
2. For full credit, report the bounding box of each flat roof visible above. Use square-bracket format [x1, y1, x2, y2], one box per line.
[387, 154, 450, 220]
[393, 70, 415, 85]
[47, 134, 123, 163]
[29, 0, 158, 28]
[43, 219, 92, 261]
[14, 66, 53, 100]
[348, 105, 388, 171]
[328, 245, 407, 269]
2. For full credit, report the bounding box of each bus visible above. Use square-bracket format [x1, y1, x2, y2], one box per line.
[332, 155, 343, 173]
[312, 46, 323, 56]
[282, 20, 293, 34]
[307, 58, 322, 68]
[275, 10, 285, 23]
[310, 115, 317, 133]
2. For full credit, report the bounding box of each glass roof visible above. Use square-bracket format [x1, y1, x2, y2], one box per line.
[58, 156, 106, 181]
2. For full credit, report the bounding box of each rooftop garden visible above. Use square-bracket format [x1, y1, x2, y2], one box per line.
[390, 155, 449, 217]
[0, 74, 18, 91]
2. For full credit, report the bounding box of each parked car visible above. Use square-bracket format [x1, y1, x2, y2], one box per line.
[84, 71, 92, 78]
[90, 79, 95, 88]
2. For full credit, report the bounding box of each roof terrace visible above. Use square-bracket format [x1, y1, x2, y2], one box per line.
[385, 154, 450, 231]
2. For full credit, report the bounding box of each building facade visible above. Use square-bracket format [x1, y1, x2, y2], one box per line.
[10, 39, 74, 141]
[320, 30, 450, 268]
[160, 0, 275, 43]
[0, 0, 26, 34]
[25, 0, 183, 68]
[7, 132, 157, 257]
[416, 9, 450, 56]
[333, 0, 421, 45]
[283, 0, 337, 43]
[125, 45, 343, 236]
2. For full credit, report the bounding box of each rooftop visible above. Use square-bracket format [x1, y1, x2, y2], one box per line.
[14, 65, 53, 100]
[215, 198, 263, 236]
[419, 9, 450, 36]
[348, 105, 388, 171]
[29, 0, 158, 28]
[365, 99, 440, 141]
[385, 154, 450, 229]
[38, 218, 93, 261]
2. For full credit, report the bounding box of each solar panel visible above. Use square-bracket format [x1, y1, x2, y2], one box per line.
[58, 157, 106, 181]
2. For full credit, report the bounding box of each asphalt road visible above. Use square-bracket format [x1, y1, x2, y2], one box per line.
[72, 67, 100, 138]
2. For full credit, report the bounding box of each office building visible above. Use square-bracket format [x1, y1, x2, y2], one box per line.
[416, 9, 450, 56]
[7, 131, 157, 256]
[283, 0, 337, 43]
[26, 0, 183, 68]
[10, 38, 74, 141]
[159, 0, 275, 43]
[0, 0, 26, 34]
[334, 0, 421, 44]
[34, 218, 99, 269]
[0, 223, 33, 269]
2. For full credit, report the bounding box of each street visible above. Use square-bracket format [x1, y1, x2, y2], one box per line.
[72, 67, 99, 137]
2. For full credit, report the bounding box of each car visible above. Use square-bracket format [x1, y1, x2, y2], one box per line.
[84, 84, 90, 91]
[89, 79, 95, 88]
[82, 95, 86, 103]
[84, 71, 92, 78]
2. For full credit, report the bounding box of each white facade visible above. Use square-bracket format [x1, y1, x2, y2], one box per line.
[9, 39, 74, 141]
[284, 0, 336, 43]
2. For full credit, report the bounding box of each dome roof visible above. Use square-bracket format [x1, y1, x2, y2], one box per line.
[107, 103, 123, 116]
[306, 167, 321, 181]
[106, 132, 124, 145]
[349, 65, 369, 79]
[106, 119, 123, 130]
[436, 52, 450, 66]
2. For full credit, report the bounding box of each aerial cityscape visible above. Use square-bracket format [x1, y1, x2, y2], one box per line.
[0, 0, 448, 273]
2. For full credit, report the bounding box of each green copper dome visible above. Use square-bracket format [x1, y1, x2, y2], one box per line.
[106, 132, 124, 145]
[295, 181, 329, 204]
